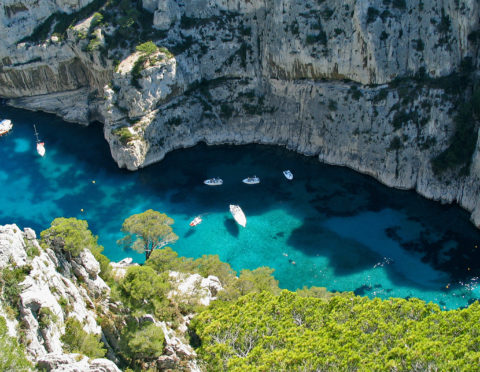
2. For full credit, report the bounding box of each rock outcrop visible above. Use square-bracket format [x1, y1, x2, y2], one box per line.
[0, 224, 224, 370]
[0, 224, 117, 370]
[0, 0, 480, 226]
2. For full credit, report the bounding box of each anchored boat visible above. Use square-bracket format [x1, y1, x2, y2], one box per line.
[34, 124, 45, 157]
[204, 178, 223, 186]
[242, 176, 260, 185]
[0, 119, 12, 136]
[189, 216, 202, 227]
[283, 170, 293, 180]
[229, 204, 246, 227]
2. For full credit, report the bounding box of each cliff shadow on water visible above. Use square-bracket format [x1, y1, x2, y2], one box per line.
[1, 106, 480, 307]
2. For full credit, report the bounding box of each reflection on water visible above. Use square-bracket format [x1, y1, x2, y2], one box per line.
[1, 105, 480, 309]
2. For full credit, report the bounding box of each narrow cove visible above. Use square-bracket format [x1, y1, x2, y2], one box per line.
[1, 105, 479, 309]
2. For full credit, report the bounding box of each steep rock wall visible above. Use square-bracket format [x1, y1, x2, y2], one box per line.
[0, 0, 479, 227]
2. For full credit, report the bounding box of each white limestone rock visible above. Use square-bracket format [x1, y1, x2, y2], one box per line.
[168, 271, 223, 306]
[0, 224, 28, 269]
[0, 225, 112, 365]
[36, 353, 121, 372]
[110, 257, 138, 279]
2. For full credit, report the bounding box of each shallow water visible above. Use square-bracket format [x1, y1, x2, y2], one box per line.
[1, 105, 480, 309]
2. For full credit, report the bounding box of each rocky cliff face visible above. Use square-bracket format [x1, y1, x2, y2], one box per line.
[0, 223, 120, 371]
[0, 223, 221, 371]
[0, 0, 480, 225]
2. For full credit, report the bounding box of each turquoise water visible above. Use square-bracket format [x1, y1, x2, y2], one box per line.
[1, 105, 480, 309]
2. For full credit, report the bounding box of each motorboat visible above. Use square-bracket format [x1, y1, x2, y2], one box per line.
[34, 124, 45, 157]
[0, 119, 12, 136]
[204, 178, 223, 186]
[189, 216, 202, 227]
[283, 170, 293, 180]
[242, 176, 260, 184]
[229, 204, 246, 227]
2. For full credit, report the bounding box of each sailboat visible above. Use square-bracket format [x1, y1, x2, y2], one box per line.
[34, 124, 45, 157]
[229, 204, 246, 227]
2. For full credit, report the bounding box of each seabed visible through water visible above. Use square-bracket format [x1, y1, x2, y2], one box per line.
[1, 105, 480, 309]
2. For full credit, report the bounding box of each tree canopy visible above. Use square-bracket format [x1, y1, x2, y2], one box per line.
[61, 317, 106, 359]
[118, 210, 178, 260]
[40, 218, 111, 280]
[192, 291, 480, 371]
[41, 217, 98, 257]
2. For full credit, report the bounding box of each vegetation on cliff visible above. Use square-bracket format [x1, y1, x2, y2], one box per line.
[117, 209, 179, 260]
[1, 211, 477, 371]
[0, 316, 32, 371]
[192, 291, 480, 371]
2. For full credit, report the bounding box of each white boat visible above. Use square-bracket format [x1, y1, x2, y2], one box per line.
[242, 176, 260, 184]
[283, 170, 293, 180]
[204, 178, 223, 186]
[34, 124, 45, 157]
[189, 216, 202, 227]
[229, 204, 246, 227]
[36, 142, 45, 157]
[0, 119, 13, 136]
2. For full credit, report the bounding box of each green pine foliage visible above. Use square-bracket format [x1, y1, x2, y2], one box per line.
[119, 322, 164, 362]
[40, 218, 111, 280]
[118, 265, 172, 318]
[192, 291, 480, 371]
[0, 266, 31, 318]
[0, 317, 32, 371]
[118, 210, 178, 260]
[61, 317, 106, 358]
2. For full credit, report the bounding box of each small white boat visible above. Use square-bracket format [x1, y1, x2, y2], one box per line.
[283, 170, 293, 180]
[204, 178, 223, 186]
[0, 119, 13, 136]
[34, 124, 45, 157]
[229, 204, 246, 227]
[189, 216, 202, 227]
[242, 176, 260, 185]
[36, 142, 46, 157]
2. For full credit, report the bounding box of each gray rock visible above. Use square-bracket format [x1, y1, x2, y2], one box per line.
[36, 353, 121, 372]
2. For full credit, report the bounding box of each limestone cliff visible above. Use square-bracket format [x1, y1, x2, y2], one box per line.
[0, 223, 220, 371]
[0, 0, 479, 226]
[0, 223, 119, 371]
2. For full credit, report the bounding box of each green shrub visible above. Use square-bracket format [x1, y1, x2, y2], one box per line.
[86, 37, 101, 52]
[0, 266, 31, 317]
[0, 317, 32, 371]
[388, 136, 402, 151]
[328, 99, 337, 111]
[392, 0, 407, 10]
[61, 317, 106, 358]
[90, 12, 104, 29]
[367, 7, 379, 24]
[136, 41, 158, 56]
[431, 102, 477, 175]
[120, 322, 165, 362]
[131, 55, 146, 89]
[41, 218, 97, 257]
[349, 85, 363, 100]
[413, 39, 424, 51]
[113, 127, 136, 145]
[38, 307, 58, 328]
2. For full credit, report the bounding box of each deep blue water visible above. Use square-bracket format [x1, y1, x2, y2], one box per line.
[1, 105, 480, 309]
